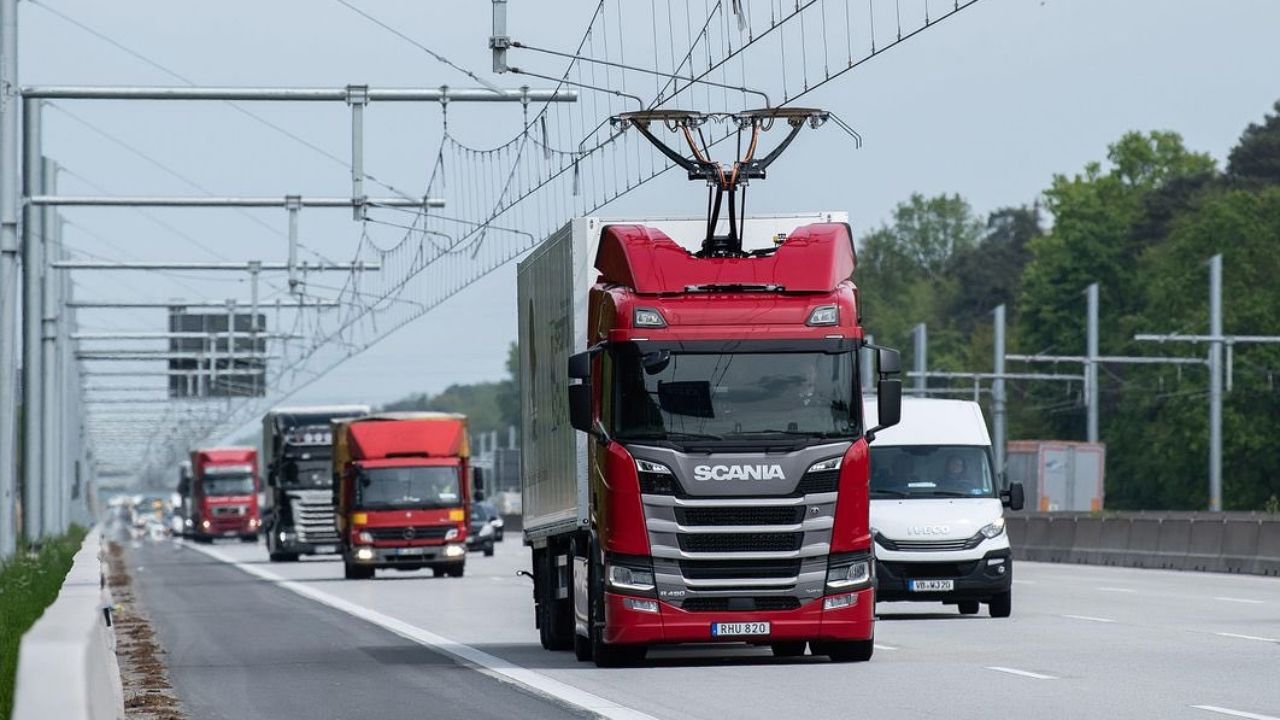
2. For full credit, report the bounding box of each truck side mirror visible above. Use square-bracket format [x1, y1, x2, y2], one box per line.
[568, 351, 592, 380]
[568, 384, 593, 433]
[877, 347, 901, 375]
[473, 467, 486, 501]
[877, 379, 902, 428]
[1002, 482, 1025, 511]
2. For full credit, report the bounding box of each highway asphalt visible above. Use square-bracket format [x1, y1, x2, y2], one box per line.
[133, 535, 1280, 720]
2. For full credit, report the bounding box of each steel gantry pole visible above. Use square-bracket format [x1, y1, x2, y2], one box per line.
[40, 158, 60, 535]
[1208, 254, 1223, 512]
[0, 0, 18, 558]
[20, 98, 43, 541]
[911, 323, 927, 395]
[992, 305, 1007, 475]
[1086, 283, 1100, 444]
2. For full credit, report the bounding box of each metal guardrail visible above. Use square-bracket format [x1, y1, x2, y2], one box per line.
[1007, 513, 1280, 576]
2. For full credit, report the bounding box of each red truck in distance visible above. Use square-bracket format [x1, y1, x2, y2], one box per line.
[186, 447, 261, 543]
[518, 214, 903, 667]
[333, 413, 472, 580]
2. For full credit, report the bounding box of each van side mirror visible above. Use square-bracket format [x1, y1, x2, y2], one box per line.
[568, 384, 593, 433]
[1001, 482, 1025, 511]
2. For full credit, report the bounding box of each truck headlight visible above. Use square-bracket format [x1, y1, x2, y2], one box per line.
[357, 530, 374, 544]
[806, 456, 843, 473]
[826, 555, 872, 591]
[980, 518, 1006, 539]
[355, 547, 375, 561]
[634, 458, 673, 475]
[445, 543, 466, 557]
[445, 528, 460, 541]
[200, 519, 211, 529]
[607, 563, 656, 594]
[806, 304, 839, 327]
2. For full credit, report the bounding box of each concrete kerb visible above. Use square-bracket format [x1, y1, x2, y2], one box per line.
[1022, 516, 1053, 562]
[1154, 518, 1191, 570]
[1127, 518, 1161, 568]
[1045, 515, 1077, 563]
[1095, 518, 1130, 566]
[1071, 516, 1103, 565]
[1256, 520, 1280, 576]
[11, 527, 124, 720]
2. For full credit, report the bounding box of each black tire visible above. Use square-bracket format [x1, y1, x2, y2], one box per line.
[573, 629, 593, 662]
[484, 545, 495, 557]
[771, 642, 807, 658]
[820, 639, 875, 663]
[588, 548, 646, 668]
[446, 562, 465, 578]
[240, 534, 258, 543]
[989, 591, 1012, 618]
[432, 567, 447, 577]
[959, 600, 980, 615]
[535, 547, 575, 651]
[269, 552, 300, 563]
[343, 561, 375, 580]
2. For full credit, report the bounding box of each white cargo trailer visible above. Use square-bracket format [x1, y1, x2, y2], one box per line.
[515, 212, 848, 543]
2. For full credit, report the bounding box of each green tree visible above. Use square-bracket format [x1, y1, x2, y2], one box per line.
[1227, 100, 1280, 186]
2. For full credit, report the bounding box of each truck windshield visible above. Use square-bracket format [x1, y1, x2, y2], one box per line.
[356, 466, 460, 510]
[202, 474, 254, 496]
[613, 348, 857, 446]
[283, 458, 331, 489]
[869, 446, 995, 499]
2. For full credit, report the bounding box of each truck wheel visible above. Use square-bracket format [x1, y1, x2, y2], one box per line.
[446, 562, 465, 578]
[817, 639, 875, 663]
[989, 591, 1012, 618]
[343, 562, 374, 580]
[269, 552, 299, 563]
[573, 630, 593, 662]
[958, 601, 980, 615]
[535, 547, 574, 651]
[240, 534, 258, 543]
[484, 544, 495, 557]
[771, 642, 807, 658]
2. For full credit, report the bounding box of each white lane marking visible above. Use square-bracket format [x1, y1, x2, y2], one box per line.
[187, 543, 659, 720]
[1062, 614, 1116, 624]
[1192, 705, 1280, 720]
[985, 666, 1057, 680]
[873, 643, 898, 651]
[1096, 586, 1136, 593]
[1215, 632, 1279, 644]
[1011, 579, 1036, 585]
[1214, 596, 1265, 605]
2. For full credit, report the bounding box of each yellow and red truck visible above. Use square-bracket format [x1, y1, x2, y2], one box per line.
[333, 413, 472, 580]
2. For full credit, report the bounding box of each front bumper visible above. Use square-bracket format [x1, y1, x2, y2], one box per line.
[601, 587, 874, 646]
[348, 543, 465, 568]
[875, 548, 1012, 602]
[195, 519, 258, 537]
[276, 535, 341, 555]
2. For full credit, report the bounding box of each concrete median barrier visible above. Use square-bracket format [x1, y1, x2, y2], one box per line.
[1009, 512, 1280, 577]
[11, 528, 123, 720]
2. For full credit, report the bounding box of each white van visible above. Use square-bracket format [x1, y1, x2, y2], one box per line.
[863, 398, 1024, 617]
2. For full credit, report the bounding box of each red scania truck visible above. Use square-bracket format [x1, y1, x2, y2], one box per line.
[333, 413, 471, 580]
[186, 447, 261, 543]
[517, 213, 902, 666]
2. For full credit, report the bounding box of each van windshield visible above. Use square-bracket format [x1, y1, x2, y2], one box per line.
[869, 445, 995, 499]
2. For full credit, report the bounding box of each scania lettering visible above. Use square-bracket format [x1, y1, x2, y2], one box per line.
[333, 413, 472, 580]
[187, 447, 261, 543]
[517, 212, 902, 667]
[692, 465, 786, 482]
[262, 405, 370, 562]
[865, 398, 1026, 617]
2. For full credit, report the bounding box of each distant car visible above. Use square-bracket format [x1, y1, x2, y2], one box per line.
[475, 501, 504, 541]
[467, 504, 496, 557]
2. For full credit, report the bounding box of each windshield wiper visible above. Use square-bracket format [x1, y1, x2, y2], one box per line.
[727, 429, 831, 438]
[925, 490, 971, 498]
[871, 489, 909, 498]
[624, 431, 724, 442]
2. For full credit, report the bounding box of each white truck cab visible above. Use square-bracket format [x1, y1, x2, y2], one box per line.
[864, 398, 1025, 617]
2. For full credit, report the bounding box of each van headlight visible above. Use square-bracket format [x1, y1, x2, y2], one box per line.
[826, 553, 872, 591]
[980, 518, 1006, 539]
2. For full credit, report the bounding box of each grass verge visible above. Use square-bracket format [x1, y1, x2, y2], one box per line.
[0, 526, 89, 720]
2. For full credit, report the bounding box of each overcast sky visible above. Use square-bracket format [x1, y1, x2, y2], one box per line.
[20, 0, 1280, 437]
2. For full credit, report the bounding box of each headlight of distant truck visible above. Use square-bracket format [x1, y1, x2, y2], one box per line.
[357, 530, 374, 544]
[980, 517, 1006, 539]
[445, 527, 460, 541]
[826, 555, 872, 591]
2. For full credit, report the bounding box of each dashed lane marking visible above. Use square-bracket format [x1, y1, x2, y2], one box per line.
[985, 666, 1057, 680]
[187, 543, 661, 720]
[1062, 614, 1116, 624]
[1096, 586, 1136, 593]
[1192, 705, 1280, 720]
[1214, 632, 1279, 644]
[1214, 596, 1265, 605]
[1011, 579, 1036, 585]
[873, 644, 898, 651]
